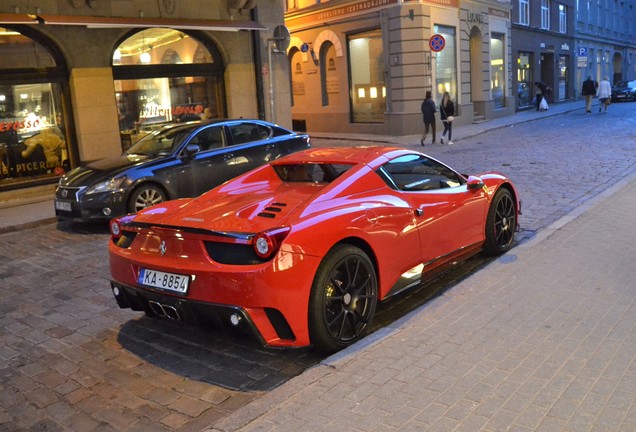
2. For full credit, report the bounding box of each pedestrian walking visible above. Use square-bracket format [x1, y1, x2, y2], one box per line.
[597, 76, 612, 112]
[581, 75, 597, 113]
[420, 90, 436, 146]
[439, 91, 455, 145]
[534, 81, 548, 111]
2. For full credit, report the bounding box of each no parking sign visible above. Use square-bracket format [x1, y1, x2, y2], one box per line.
[429, 34, 446, 52]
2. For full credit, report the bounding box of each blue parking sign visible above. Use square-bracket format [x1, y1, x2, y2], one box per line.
[578, 47, 588, 57]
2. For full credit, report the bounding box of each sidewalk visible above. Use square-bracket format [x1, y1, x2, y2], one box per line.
[0, 100, 584, 234]
[208, 136, 636, 431]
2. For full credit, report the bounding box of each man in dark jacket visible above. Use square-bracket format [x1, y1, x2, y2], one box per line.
[534, 81, 548, 111]
[582, 75, 597, 113]
[420, 91, 436, 146]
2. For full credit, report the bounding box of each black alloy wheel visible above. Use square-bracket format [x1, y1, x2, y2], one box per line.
[483, 188, 517, 255]
[309, 245, 378, 353]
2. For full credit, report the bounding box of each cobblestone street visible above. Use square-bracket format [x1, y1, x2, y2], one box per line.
[1, 102, 636, 431]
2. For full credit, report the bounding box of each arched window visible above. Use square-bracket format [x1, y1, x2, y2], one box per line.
[112, 29, 226, 145]
[319, 42, 337, 106]
[0, 26, 72, 186]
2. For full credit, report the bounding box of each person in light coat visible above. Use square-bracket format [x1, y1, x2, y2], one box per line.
[597, 76, 612, 113]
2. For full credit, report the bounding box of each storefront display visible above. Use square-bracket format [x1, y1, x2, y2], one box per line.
[113, 29, 226, 151]
[0, 26, 71, 186]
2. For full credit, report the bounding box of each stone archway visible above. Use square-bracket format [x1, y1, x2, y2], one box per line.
[613, 52, 623, 84]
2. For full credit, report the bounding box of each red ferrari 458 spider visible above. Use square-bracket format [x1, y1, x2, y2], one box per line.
[109, 146, 520, 352]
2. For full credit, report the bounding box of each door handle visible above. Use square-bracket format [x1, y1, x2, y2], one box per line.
[223, 153, 234, 161]
[414, 208, 424, 217]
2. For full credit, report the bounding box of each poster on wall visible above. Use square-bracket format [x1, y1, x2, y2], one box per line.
[292, 62, 305, 95]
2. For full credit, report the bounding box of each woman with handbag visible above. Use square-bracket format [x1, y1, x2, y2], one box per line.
[439, 92, 455, 145]
[597, 76, 612, 113]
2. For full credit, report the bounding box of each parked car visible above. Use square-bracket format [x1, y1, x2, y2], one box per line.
[54, 120, 310, 222]
[109, 146, 520, 352]
[611, 80, 636, 102]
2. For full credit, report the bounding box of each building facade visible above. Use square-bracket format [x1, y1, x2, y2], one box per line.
[511, 0, 576, 110]
[285, 0, 515, 135]
[0, 0, 290, 193]
[573, 0, 636, 90]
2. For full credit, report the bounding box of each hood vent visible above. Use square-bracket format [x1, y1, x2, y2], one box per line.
[257, 202, 287, 219]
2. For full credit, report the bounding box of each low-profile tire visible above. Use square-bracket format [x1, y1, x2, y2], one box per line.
[483, 188, 517, 255]
[127, 184, 167, 213]
[308, 244, 378, 353]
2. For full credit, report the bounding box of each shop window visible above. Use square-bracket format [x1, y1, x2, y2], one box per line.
[558, 55, 568, 100]
[348, 29, 385, 123]
[434, 25, 458, 106]
[0, 27, 71, 186]
[112, 29, 226, 150]
[517, 52, 533, 108]
[491, 33, 505, 109]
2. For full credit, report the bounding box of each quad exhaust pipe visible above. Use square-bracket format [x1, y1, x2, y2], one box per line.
[148, 300, 181, 320]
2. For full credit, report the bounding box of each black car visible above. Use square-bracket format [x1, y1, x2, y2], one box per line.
[54, 119, 311, 221]
[611, 80, 636, 102]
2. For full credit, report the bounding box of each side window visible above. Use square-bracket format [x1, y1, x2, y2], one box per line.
[381, 154, 463, 191]
[190, 126, 224, 151]
[228, 123, 271, 145]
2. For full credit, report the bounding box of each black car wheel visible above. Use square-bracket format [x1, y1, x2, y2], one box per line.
[308, 245, 378, 353]
[483, 188, 517, 255]
[128, 184, 167, 213]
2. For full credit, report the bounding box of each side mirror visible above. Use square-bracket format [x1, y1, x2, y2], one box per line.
[466, 175, 485, 191]
[183, 144, 200, 159]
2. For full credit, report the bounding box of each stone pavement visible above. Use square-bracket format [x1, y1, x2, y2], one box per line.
[3, 98, 633, 432]
[208, 151, 636, 431]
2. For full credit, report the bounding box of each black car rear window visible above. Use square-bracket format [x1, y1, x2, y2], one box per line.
[273, 163, 352, 183]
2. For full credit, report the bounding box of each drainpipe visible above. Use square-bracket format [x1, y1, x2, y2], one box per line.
[251, 7, 266, 120]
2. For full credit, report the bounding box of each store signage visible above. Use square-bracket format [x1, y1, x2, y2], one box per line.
[577, 47, 588, 68]
[467, 12, 485, 23]
[0, 118, 42, 132]
[139, 104, 203, 119]
[286, 0, 398, 29]
[489, 8, 509, 19]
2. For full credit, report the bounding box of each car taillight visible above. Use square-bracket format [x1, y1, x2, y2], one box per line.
[110, 220, 122, 239]
[251, 227, 291, 259]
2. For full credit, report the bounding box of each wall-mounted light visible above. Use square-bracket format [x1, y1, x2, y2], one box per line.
[370, 87, 378, 98]
[358, 88, 366, 98]
[20, 94, 28, 100]
[0, 95, 5, 102]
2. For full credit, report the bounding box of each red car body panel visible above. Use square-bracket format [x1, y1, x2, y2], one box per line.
[109, 146, 519, 347]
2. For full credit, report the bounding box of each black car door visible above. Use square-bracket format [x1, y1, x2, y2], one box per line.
[224, 121, 276, 173]
[172, 125, 238, 197]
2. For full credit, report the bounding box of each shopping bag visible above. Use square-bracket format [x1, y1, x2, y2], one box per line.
[539, 98, 549, 111]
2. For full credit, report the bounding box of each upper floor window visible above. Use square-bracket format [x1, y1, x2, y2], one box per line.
[519, 0, 529, 25]
[541, 0, 550, 29]
[559, 4, 567, 33]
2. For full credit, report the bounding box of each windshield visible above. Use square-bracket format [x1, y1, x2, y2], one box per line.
[126, 127, 194, 156]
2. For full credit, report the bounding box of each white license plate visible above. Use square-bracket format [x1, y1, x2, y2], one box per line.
[138, 269, 190, 294]
[618, 95, 625, 98]
[55, 200, 72, 211]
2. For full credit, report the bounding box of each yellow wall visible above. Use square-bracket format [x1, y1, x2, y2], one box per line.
[69, 68, 121, 161]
